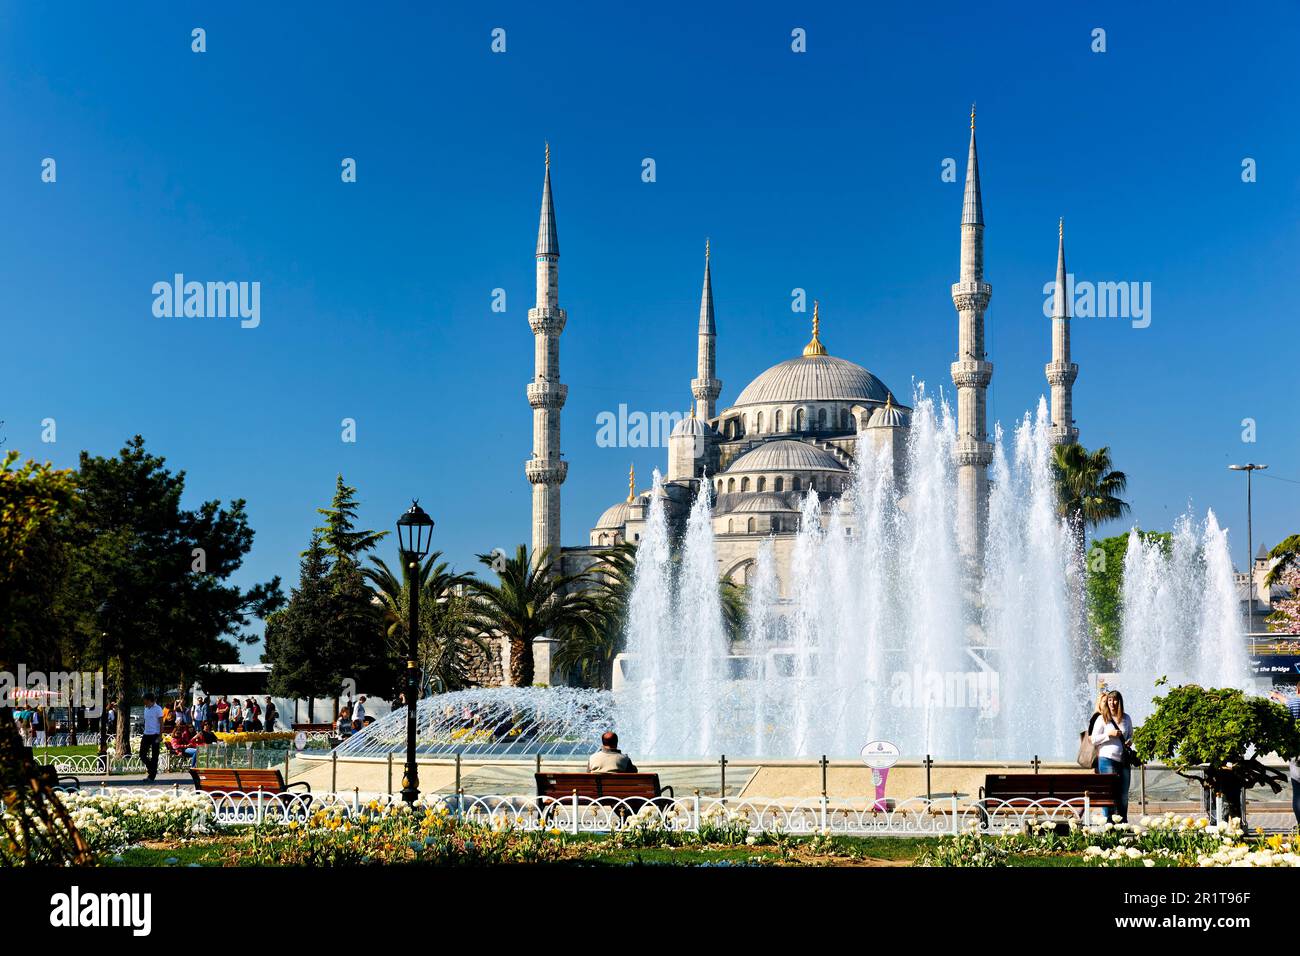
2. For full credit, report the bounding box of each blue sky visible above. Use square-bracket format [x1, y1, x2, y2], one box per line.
[3, 2, 1297, 660]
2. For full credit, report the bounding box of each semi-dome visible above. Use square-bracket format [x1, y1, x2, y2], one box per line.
[671, 414, 709, 437]
[732, 353, 893, 407]
[867, 397, 908, 429]
[594, 500, 633, 529]
[726, 439, 847, 474]
[726, 493, 798, 514]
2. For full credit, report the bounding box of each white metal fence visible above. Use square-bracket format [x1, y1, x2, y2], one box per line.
[50, 786, 1125, 834]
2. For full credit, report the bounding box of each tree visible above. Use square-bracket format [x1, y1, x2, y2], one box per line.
[69, 437, 283, 755]
[265, 477, 389, 717]
[1084, 530, 1170, 664]
[469, 546, 597, 687]
[1132, 683, 1300, 822]
[1051, 443, 1130, 558]
[364, 552, 486, 694]
[0, 450, 75, 586]
[1264, 535, 1300, 634]
[264, 535, 336, 722]
[556, 543, 635, 689]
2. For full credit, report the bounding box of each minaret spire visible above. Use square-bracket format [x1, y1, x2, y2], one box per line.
[1046, 218, 1079, 445]
[803, 300, 827, 356]
[627, 463, 636, 503]
[691, 238, 721, 421]
[526, 144, 567, 569]
[951, 107, 994, 558]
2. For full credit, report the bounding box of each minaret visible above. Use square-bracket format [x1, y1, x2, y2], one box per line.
[691, 239, 721, 421]
[803, 300, 827, 356]
[950, 105, 994, 558]
[1046, 218, 1079, 445]
[525, 143, 567, 564]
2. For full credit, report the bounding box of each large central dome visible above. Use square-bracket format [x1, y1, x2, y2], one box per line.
[732, 353, 893, 407]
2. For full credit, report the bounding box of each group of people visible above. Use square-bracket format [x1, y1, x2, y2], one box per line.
[11, 703, 49, 747]
[334, 696, 373, 739]
[177, 695, 278, 734]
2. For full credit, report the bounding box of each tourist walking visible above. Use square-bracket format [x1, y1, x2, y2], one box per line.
[1090, 689, 1133, 823]
[354, 695, 367, 723]
[587, 731, 638, 773]
[140, 693, 164, 781]
[30, 705, 46, 747]
[264, 696, 278, 732]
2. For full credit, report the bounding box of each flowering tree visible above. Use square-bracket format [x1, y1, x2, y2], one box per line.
[1266, 565, 1300, 634]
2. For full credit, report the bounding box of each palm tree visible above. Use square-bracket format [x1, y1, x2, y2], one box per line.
[468, 546, 598, 687]
[556, 543, 635, 688]
[363, 552, 486, 694]
[1051, 443, 1130, 558]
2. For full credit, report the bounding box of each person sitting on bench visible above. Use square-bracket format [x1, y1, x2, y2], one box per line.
[587, 731, 638, 773]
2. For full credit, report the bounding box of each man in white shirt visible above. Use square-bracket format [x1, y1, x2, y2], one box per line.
[140, 693, 164, 781]
[354, 696, 367, 723]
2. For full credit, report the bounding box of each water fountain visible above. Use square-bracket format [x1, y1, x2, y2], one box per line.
[337, 392, 1249, 765]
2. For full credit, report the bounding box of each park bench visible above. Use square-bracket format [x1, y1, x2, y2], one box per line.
[189, 767, 311, 797]
[535, 772, 674, 823]
[979, 772, 1121, 825]
[291, 723, 334, 734]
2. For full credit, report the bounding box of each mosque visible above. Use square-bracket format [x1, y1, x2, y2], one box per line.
[523, 111, 1080, 596]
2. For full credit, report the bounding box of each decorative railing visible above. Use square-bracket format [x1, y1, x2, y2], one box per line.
[46, 786, 1121, 834]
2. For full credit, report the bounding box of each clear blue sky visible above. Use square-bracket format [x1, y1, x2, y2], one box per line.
[3, 2, 1297, 660]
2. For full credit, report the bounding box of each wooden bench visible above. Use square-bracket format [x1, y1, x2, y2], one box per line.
[189, 767, 310, 796]
[535, 772, 674, 822]
[979, 773, 1121, 824]
[291, 723, 334, 734]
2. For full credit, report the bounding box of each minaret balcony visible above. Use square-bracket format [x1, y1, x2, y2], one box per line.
[1048, 424, 1080, 445]
[690, 376, 722, 398]
[527, 306, 567, 335]
[950, 360, 993, 389]
[525, 459, 569, 485]
[526, 381, 568, 409]
[1045, 361, 1078, 387]
[950, 281, 992, 312]
[953, 438, 994, 467]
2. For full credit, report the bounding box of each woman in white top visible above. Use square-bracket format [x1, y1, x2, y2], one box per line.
[1090, 690, 1134, 822]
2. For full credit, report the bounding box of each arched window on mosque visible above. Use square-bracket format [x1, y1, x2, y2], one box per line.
[727, 477, 735, 493]
[755, 411, 764, 433]
[775, 409, 784, 432]
[747, 517, 755, 533]
[808, 476, 816, 492]
[795, 408, 806, 431]
[774, 476, 784, 492]
[840, 408, 850, 430]
[792, 476, 801, 492]
[741, 477, 750, 492]
[757, 476, 766, 492]
[817, 407, 827, 431]
[727, 519, 734, 533]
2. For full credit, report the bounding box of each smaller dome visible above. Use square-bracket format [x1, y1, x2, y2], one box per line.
[868, 400, 908, 429]
[594, 501, 632, 530]
[727, 493, 797, 514]
[726, 439, 848, 474]
[671, 415, 708, 437]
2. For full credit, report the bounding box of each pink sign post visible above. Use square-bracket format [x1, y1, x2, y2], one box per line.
[860, 740, 901, 811]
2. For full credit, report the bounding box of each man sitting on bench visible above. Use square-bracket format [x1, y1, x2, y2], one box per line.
[587, 731, 637, 773]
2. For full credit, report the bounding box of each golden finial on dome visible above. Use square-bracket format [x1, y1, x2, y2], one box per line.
[705, 237, 710, 261]
[970, 102, 976, 131]
[627, 463, 635, 503]
[885, 393, 893, 408]
[803, 300, 827, 357]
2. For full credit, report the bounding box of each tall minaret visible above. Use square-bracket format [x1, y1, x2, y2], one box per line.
[1046, 218, 1079, 445]
[691, 239, 721, 421]
[950, 105, 994, 558]
[525, 143, 567, 564]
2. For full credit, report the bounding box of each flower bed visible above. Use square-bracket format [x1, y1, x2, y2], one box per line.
[914, 813, 1297, 868]
[60, 791, 216, 854]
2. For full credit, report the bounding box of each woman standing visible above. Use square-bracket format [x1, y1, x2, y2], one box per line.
[1090, 690, 1133, 822]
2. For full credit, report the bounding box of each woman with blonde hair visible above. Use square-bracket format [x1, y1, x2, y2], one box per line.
[1090, 689, 1134, 822]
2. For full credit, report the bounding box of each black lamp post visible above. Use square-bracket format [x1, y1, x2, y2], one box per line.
[395, 500, 434, 806]
[97, 601, 111, 760]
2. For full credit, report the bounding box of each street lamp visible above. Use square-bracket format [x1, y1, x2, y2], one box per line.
[1228, 464, 1268, 635]
[395, 500, 434, 806]
[97, 601, 111, 761]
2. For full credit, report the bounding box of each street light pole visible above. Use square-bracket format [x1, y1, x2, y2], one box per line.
[1228, 463, 1268, 635]
[395, 501, 434, 808]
